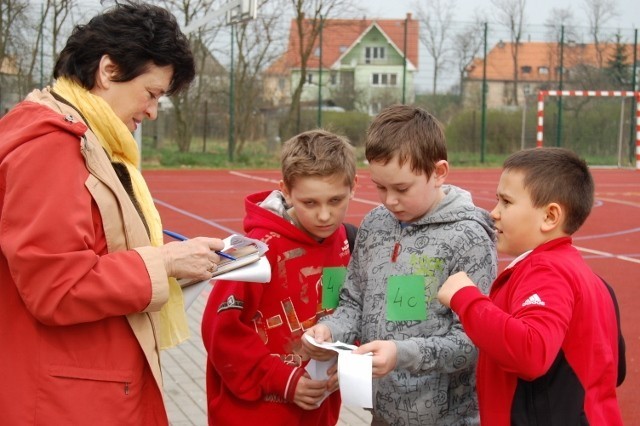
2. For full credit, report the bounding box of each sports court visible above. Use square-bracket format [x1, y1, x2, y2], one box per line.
[149, 167, 640, 425]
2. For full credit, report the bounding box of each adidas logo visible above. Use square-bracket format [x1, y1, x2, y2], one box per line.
[522, 293, 545, 307]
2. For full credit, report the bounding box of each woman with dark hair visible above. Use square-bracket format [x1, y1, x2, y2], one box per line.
[0, 2, 222, 424]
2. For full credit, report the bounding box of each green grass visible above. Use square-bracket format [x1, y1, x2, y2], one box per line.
[142, 138, 512, 170]
[142, 138, 625, 171]
[141, 138, 282, 169]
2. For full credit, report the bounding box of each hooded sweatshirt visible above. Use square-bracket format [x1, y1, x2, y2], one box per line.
[320, 185, 497, 426]
[201, 190, 351, 425]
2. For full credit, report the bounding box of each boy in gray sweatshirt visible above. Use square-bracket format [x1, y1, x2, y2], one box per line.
[302, 105, 497, 425]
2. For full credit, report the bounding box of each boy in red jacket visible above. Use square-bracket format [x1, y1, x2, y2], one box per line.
[201, 130, 358, 425]
[438, 147, 624, 425]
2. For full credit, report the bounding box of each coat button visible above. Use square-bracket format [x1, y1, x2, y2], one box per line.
[64, 114, 75, 122]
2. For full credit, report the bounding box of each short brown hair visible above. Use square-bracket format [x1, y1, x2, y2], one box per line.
[365, 104, 447, 177]
[280, 129, 356, 189]
[54, 2, 195, 96]
[503, 147, 594, 234]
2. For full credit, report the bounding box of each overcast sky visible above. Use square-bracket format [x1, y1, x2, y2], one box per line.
[361, 0, 639, 93]
[363, 0, 639, 29]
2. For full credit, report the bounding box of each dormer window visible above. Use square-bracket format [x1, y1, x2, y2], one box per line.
[365, 46, 386, 64]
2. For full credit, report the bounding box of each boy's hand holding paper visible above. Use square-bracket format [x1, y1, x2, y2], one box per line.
[303, 334, 373, 408]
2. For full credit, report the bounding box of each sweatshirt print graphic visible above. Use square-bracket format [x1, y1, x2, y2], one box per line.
[320, 185, 497, 426]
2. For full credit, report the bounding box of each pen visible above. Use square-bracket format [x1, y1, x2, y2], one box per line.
[162, 229, 237, 261]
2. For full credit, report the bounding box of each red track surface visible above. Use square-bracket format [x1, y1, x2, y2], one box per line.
[145, 167, 640, 424]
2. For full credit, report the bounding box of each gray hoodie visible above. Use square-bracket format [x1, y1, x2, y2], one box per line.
[320, 185, 497, 426]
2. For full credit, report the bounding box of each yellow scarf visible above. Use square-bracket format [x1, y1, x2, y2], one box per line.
[53, 77, 189, 350]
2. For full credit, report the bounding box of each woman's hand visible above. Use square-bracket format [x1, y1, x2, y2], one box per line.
[159, 237, 225, 280]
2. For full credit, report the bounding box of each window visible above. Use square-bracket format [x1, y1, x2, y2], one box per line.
[521, 65, 532, 74]
[365, 46, 386, 64]
[371, 73, 398, 87]
[538, 66, 549, 75]
[307, 73, 313, 84]
[330, 72, 338, 85]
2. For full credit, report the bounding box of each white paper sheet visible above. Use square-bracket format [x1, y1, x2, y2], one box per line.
[303, 334, 373, 408]
[181, 256, 271, 309]
[337, 352, 373, 408]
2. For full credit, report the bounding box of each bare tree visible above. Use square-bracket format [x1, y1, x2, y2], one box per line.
[0, 0, 30, 102]
[160, 0, 222, 152]
[543, 8, 579, 89]
[451, 16, 484, 99]
[22, 0, 77, 89]
[232, 0, 288, 155]
[285, 0, 352, 136]
[415, 0, 455, 95]
[491, 0, 526, 106]
[0, 0, 29, 60]
[583, 0, 617, 67]
[544, 7, 578, 43]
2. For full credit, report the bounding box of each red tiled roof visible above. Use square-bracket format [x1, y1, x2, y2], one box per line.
[467, 41, 640, 81]
[267, 15, 419, 74]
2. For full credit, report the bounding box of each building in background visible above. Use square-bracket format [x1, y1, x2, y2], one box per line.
[264, 13, 419, 115]
[464, 41, 640, 109]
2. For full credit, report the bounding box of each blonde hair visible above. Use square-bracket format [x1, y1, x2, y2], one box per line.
[281, 129, 356, 189]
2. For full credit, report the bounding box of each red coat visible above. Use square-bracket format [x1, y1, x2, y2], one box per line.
[202, 191, 350, 425]
[0, 92, 170, 424]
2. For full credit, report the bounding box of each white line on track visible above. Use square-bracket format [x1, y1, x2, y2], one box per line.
[228, 171, 640, 265]
[153, 199, 238, 234]
[229, 170, 379, 206]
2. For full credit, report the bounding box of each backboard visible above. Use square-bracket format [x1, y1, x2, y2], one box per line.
[226, 0, 257, 25]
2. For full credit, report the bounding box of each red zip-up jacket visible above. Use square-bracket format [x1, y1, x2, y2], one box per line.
[201, 191, 351, 425]
[450, 237, 622, 425]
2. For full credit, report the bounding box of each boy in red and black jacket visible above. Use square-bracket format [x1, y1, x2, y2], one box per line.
[438, 147, 624, 425]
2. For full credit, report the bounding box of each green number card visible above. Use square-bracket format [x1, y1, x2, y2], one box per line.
[386, 275, 427, 321]
[321, 267, 347, 309]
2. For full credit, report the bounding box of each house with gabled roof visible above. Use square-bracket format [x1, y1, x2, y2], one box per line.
[464, 41, 640, 108]
[264, 14, 419, 115]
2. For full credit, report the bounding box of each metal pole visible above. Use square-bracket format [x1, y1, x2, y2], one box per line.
[520, 98, 527, 150]
[402, 15, 408, 104]
[203, 100, 208, 153]
[317, 15, 323, 128]
[556, 26, 565, 147]
[629, 29, 638, 165]
[228, 24, 235, 162]
[480, 22, 488, 163]
[40, 4, 44, 88]
[617, 98, 625, 167]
